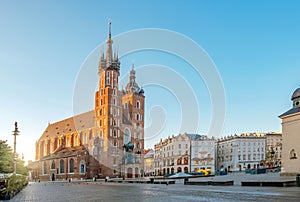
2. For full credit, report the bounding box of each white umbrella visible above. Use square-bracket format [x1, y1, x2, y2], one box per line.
[168, 172, 192, 178]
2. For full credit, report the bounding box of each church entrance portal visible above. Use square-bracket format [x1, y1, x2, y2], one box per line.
[51, 173, 55, 181]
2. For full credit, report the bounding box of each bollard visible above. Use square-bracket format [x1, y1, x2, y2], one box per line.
[296, 174, 300, 187]
[184, 177, 189, 185]
[150, 178, 154, 184]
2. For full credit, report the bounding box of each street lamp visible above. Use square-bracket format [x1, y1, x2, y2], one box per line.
[12, 122, 20, 174]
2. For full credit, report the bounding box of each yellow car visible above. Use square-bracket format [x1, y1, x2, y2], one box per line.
[197, 169, 211, 176]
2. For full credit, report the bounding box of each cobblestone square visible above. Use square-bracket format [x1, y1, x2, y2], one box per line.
[10, 175, 300, 202]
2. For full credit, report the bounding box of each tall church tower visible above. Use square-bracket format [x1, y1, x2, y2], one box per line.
[94, 23, 145, 177]
[95, 23, 123, 175]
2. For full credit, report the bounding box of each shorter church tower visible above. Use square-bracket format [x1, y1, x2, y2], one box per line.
[121, 64, 145, 177]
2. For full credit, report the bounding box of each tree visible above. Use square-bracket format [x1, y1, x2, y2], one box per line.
[0, 140, 28, 175]
[16, 157, 28, 175]
[0, 140, 14, 173]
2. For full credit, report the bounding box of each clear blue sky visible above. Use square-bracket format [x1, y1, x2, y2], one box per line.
[1, 0, 300, 163]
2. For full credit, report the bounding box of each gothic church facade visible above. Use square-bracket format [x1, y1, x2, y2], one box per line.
[30, 24, 145, 180]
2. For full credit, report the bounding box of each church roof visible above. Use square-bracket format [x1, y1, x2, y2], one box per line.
[39, 145, 87, 160]
[39, 110, 95, 141]
[279, 107, 300, 118]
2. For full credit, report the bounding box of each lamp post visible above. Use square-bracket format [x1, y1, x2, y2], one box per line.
[12, 122, 20, 174]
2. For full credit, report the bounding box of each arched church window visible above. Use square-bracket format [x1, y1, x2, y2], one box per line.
[80, 160, 86, 173]
[113, 140, 118, 147]
[106, 71, 110, 85]
[51, 160, 55, 169]
[43, 161, 47, 174]
[69, 158, 74, 173]
[290, 149, 297, 159]
[137, 101, 140, 109]
[60, 159, 65, 173]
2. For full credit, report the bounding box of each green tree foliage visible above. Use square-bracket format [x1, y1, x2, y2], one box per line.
[0, 140, 14, 173]
[0, 140, 27, 175]
[16, 158, 28, 175]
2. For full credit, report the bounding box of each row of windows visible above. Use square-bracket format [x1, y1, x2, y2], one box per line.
[155, 150, 189, 159]
[110, 129, 120, 138]
[219, 154, 265, 162]
[219, 141, 265, 148]
[160, 143, 188, 152]
[98, 118, 120, 127]
[124, 100, 141, 109]
[238, 154, 264, 161]
[193, 160, 213, 166]
[99, 98, 118, 106]
[43, 159, 86, 175]
[219, 147, 265, 154]
[39, 132, 91, 156]
[105, 71, 117, 86]
[154, 157, 189, 167]
[97, 107, 120, 119]
[99, 87, 118, 96]
[192, 142, 214, 147]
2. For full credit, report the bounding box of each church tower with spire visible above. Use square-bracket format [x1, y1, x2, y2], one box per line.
[94, 22, 123, 175]
[94, 23, 145, 177]
[122, 64, 145, 163]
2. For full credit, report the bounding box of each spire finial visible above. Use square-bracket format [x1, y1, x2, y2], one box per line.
[106, 20, 113, 67]
[132, 63, 134, 70]
[108, 20, 112, 39]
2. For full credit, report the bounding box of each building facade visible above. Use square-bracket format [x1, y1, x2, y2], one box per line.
[143, 149, 155, 176]
[190, 135, 215, 174]
[154, 133, 215, 175]
[279, 87, 300, 176]
[216, 133, 266, 172]
[30, 24, 145, 180]
[265, 132, 282, 168]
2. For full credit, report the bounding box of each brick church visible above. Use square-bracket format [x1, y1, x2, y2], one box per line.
[30, 24, 145, 181]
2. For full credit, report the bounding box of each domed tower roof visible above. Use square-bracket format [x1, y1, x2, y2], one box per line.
[291, 87, 300, 109]
[125, 64, 140, 94]
[279, 86, 300, 117]
[291, 87, 300, 100]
